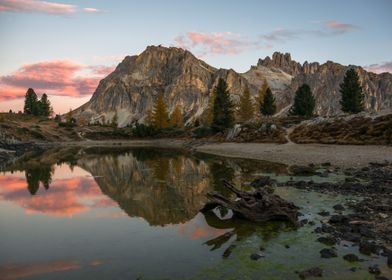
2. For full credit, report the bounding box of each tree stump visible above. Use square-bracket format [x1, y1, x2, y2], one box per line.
[202, 180, 300, 225]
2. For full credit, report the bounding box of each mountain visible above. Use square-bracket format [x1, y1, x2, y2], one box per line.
[74, 45, 255, 127]
[73, 45, 392, 127]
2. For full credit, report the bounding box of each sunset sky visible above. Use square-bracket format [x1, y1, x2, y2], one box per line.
[0, 0, 391, 114]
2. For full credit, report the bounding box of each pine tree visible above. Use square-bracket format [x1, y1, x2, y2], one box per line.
[340, 68, 364, 114]
[212, 78, 234, 131]
[206, 90, 216, 125]
[289, 84, 315, 117]
[237, 86, 255, 122]
[170, 103, 184, 128]
[111, 111, 118, 128]
[256, 79, 269, 110]
[152, 94, 170, 129]
[38, 93, 53, 117]
[24, 88, 38, 115]
[260, 88, 276, 116]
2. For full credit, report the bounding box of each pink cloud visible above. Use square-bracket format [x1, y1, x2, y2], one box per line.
[82, 7, 99, 13]
[323, 20, 358, 31]
[0, 0, 100, 15]
[174, 31, 266, 57]
[364, 61, 392, 74]
[0, 60, 115, 100]
[0, 0, 76, 14]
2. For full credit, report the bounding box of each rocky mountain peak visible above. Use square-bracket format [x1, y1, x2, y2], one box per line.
[258, 51, 302, 76]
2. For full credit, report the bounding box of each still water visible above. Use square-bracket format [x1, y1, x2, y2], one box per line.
[0, 147, 389, 279]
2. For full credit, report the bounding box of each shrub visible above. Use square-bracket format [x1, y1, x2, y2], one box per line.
[192, 126, 214, 138]
[131, 123, 159, 138]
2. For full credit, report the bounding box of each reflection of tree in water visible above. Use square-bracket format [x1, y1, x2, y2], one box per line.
[209, 161, 235, 197]
[25, 165, 54, 195]
[202, 209, 294, 259]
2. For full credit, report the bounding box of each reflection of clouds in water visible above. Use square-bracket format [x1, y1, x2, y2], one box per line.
[0, 166, 110, 216]
[0, 259, 105, 280]
[177, 214, 228, 240]
[0, 260, 81, 280]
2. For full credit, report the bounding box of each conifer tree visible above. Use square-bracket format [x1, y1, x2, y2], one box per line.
[206, 90, 216, 125]
[111, 111, 118, 128]
[152, 94, 170, 129]
[237, 86, 255, 122]
[38, 93, 53, 117]
[340, 68, 364, 114]
[170, 103, 184, 128]
[289, 84, 315, 117]
[212, 78, 234, 131]
[260, 88, 276, 116]
[256, 79, 269, 110]
[24, 88, 38, 115]
[145, 109, 153, 125]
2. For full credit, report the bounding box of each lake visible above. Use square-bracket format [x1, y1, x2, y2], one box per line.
[0, 147, 388, 279]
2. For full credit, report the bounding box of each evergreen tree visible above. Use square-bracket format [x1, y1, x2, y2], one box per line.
[289, 84, 315, 117]
[212, 78, 234, 131]
[24, 88, 38, 115]
[38, 93, 53, 117]
[152, 94, 170, 129]
[256, 78, 269, 110]
[260, 88, 276, 116]
[237, 86, 255, 122]
[170, 104, 184, 128]
[111, 111, 118, 128]
[206, 90, 216, 125]
[340, 68, 364, 114]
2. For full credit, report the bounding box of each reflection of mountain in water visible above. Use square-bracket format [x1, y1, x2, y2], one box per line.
[78, 150, 212, 226]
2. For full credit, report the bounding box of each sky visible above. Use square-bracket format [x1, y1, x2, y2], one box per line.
[0, 0, 391, 114]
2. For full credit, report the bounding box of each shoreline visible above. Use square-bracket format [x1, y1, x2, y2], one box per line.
[36, 139, 392, 168]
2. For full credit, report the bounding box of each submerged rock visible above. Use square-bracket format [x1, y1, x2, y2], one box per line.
[320, 248, 337, 258]
[297, 266, 323, 279]
[317, 236, 337, 246]
[343, 253, 360, 262]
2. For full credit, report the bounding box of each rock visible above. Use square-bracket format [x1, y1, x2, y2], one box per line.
[333, 204, 345, 211]
[320, 248, 337, 258]
[297, 267, 323, 279]
[375, 276, 389, 280]
[343, 253, 360, 262]
[317, 236, 337, 246]
[289, 165, 317, 176]
[368, 264, 381, 275]
[250, 252, 265, 260]
[329, 215, 349, 224]
[359, 240, 379, 255]
[285, 244, 290, 249]
[318, 210, 330, 217]
[250, 176, 276, 188]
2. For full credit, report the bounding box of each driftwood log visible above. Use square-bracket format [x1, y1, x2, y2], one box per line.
[202, 180, 300, 225]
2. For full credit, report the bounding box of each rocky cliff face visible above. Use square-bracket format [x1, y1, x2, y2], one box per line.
[74, 45, 255, 127]
[74, 46, 392, 126]
[250, 53, 392, 115]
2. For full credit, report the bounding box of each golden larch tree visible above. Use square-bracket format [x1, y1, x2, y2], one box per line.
[237, 86, 255, 122]
[152, 94, 170, 129]
[170, 103, 184, 128]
